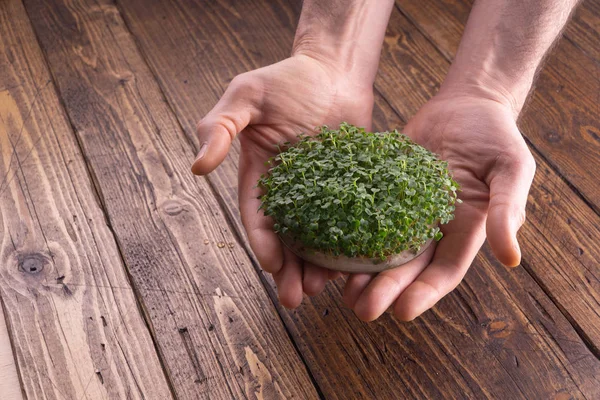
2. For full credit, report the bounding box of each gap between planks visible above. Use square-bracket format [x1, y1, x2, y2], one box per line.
[19, 0, 320, 397]
[64, 0, 600, 396]
[111, 0, 600, 397]
[110, 1, 327, 397]
[375, 31, 600, 364]
[0, 0, 173, 399]
[18, 3, 180, 397]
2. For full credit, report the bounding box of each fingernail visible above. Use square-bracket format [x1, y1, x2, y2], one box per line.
[194, 142, 208, 162]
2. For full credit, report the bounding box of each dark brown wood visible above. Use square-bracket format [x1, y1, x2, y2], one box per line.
[566, 1, 600, 63]
[1, 0, 597, 397]
[20, 0, 318, 398]
[0, 0, 172, 398]
[114, 0, 600, 398]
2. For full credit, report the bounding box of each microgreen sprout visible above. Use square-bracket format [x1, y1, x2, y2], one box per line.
[258, 123, 460, 259]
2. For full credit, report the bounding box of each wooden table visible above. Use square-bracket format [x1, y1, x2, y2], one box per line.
[1, 0, 599, 398]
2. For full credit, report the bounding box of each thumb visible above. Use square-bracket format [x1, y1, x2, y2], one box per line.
[191, 74, 262, 175]
[486, 153, 536, 267]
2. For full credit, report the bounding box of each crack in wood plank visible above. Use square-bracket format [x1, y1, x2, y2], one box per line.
[0, 0, 175, 398]
[111, 2, 326, 398]
[20, 0, 321, 398]
[521, 259, 600, 362]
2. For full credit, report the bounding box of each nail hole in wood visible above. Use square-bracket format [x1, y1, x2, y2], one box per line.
[163, 199, 183, 216]
[17, 253, 46, 275]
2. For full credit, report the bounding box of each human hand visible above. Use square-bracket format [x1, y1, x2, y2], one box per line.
[343, 94, 536, 321]
[191, 0, 394, 308]
[342, 0, 579, 322]
[191, 55, 375, 308]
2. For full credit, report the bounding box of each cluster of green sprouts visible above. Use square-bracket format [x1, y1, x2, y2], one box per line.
[258, 123, 459, 259]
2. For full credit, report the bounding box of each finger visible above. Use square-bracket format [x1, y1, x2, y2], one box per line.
[302, 262, 329, 296]
[239, 143, 283, 274]
[192, 74, 262, 175]
[394, 207, 486, 321]
[328, 270, 343, 280]
[352, 243, 435, 322]
[486, 153, 536, 267]
[273, 248, 304, 309]
[343, 273, 375, 309]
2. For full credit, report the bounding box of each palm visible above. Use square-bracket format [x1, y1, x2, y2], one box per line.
[407, 96, 515, 249]
[343, 95, 536, 321]
[197, 55, 374, 307]
[407, 95, 534, 263]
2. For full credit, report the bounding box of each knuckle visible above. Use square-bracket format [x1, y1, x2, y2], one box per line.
[521, 153, 536, 176]
[217, 115, 240, 141]
[395, 305, 420, 322]
[489, 194, 525, 216]
[376, 274, 403, 292]
[229, 72, 260, 96]
[516, 207, 527, 227]
[195, 118, 206, 133]
[497, 143, 535, 170]
[511, 150, 536, 177]
[195, 115, 236, 142]
[229, 73, 249, 90]
[488, 195, 527, 228]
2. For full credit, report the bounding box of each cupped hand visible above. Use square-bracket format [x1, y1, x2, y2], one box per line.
[343, 94, 536, 321]
[191, 55, 374, 308]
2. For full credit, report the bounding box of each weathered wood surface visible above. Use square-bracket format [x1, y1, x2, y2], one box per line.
[18, 0, 318, 399]
[0, 0, 172, 398]
[0, 305, 23, 400]
[115, 0, 600, 398]
[0, 0, 597, 397]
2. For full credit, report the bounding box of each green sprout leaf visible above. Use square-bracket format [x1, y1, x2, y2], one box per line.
[258, 123, 460, 259]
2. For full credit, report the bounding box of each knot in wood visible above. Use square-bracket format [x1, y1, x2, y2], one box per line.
[487, 320, 511, 339]
[162, 199, 183, 216]
[546, 130, 561, 143]
[17, 253, 47, 274]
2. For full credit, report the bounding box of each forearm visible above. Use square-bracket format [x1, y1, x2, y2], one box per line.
[441, 0, 580, 117]
[292, 0, 394, 87]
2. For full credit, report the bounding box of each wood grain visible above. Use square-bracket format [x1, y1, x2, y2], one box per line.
[21, 0, 318, 398]
[566, 0, 599, 63]
[117, 0, 303, 231]
[396, 0, 600, 215]
[115, 0, 600, 398]
[0, 0, 172, 398]
[0, 304, 23, 400]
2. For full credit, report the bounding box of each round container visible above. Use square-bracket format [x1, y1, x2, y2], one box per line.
[279, 234, 434, 273]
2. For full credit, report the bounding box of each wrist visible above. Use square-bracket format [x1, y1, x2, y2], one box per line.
[291, 0, 394, 86]
[438, 0, 581, 120]
[438, 72, 528, 120]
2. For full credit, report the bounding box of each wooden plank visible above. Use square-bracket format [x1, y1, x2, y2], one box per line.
[396, 0, 600, 214]
[0, 0, 173, 398]
[566, 0, 600, 63]
[0, 304, 23, 400]
[115, 0, 600, 397]
[21, 0, 319, 398]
